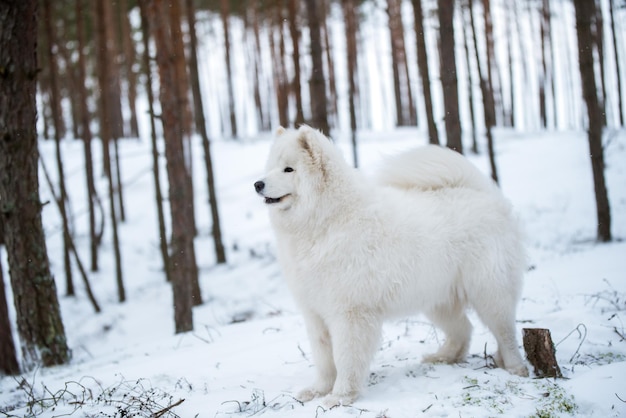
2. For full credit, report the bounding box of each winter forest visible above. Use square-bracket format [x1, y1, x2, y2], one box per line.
[1, 0, 626, 416]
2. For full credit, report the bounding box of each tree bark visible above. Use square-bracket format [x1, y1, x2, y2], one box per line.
[270, 6, 289, 129]
[461, 0, 478, 153]
[0, 225, 20, 374]
[138, 2, 172, 282]
[468, 0, 498, 182]
[75, 0, 100, 272]
[412, 0, 439, 145]
[437, 0, 463, 153]
[304, 0, 330, 135]
[186, 0, 227, 265]
[119, 0, 140, 138]
[287, 0, 305, 126]
[343, 0, 360, 167]
[95, 0, 126, 302]
[141, 0, 198, 332]
[387, 0, 417, 127]
[221, 0, 238, 138]
[522, 328, 562, 378]
[0, 0, 70, 369]
[574, 0, 612, 242]
[43, 0, 74, 296]
[609, 0, 624, 126]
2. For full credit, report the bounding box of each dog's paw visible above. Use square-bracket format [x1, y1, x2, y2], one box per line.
[422, 352, 458, 364]
[320, 391, 357, 408]
[296, 386, 329, 403]
[507, 364, 529, 377]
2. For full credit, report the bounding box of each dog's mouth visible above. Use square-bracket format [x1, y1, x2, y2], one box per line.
[264, 194, 290, 204]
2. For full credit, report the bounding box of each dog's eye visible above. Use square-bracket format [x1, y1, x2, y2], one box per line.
[284, 167, 294, 173]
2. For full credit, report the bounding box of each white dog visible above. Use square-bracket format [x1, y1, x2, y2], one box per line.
[255, 126, 528, 407]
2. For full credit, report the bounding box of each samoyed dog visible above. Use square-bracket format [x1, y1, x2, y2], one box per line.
[254, 125, 528, 407]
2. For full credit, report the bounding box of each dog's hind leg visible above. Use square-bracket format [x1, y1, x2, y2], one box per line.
[321, 309, 383, 407]
[296, 311, 337, 402]
[473, 301, 528, 377]
[422, 303, 473, 364]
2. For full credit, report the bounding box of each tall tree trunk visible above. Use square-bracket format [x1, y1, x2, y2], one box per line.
[221, 0, 238, 138]
[469, 0, 498, 182]
[186, 0, 227, 265]
[481, 0, 501, 126]
[343, 0, 360, 166]
[387, 0, 417, 127]
[0, 224, 20, 375]
[95, 0, 126, 302]
[437, 0, 463, 153]
[39, 157, 101, 313]
[304, 0, 330, 135]
[75, 0, 100, 272]
[505, 4, 515, 128]
[594, 0, 607, 127]
[573, 0, 612, 242]
[138, 2, 172, 282]
[0, 0, 70, 369]
[270, 7, 289, 128]
[119, 0, 140, 138]
[539, 0, 544, 129]
[288, 0, 305, 126]
[412, 0, 439, 145]
[142, 0, 198, 332]
[461, 0, 478, 153]
[43, 0, 74, 296]
[321, 0, 339, 126]
[609, 0, 624, 126]
[249, 0, 269, 131]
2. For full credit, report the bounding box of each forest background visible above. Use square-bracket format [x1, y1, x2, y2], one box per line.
[0, 0, 625, 415]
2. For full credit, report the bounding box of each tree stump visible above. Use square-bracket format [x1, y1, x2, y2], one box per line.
[522, 328, 563, 378]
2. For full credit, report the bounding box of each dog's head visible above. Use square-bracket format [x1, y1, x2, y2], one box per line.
[254, 125, 336, 212]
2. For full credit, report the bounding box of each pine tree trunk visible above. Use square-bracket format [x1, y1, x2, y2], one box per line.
[343, 0, 360, 167]
[438, 0, 463, 153]
[270, 8, 289, 129]
[304, 0, 329, 135]
[186, 0, 227, 265]
[609, 0, 624, 126]
[321, 0, 338, 125]
[594, 0, 607, 127]
[574, 0, 612, 242]
[412, 0, 439, 145]
[387, 0, 406, 126]
[142, 0, 198, 332]
[221, 0, 238, 138]
[505, 5, 515, 128]
[249, 1, 269, 131]
[75, 0, 100, 272]
[288, 0, 305, 126]
[482, 0, 502, 126]
[0, 229, 20, 374]
[95, 0, 126, 302]
[0, 0, 70, 369]
[138, 1, 172, 282]
[461, 0, 478, 153]
[119, 0, 140, 138]
[43, 0, 74, 296]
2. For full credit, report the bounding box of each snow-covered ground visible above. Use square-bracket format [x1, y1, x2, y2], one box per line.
[1, 127, 625, 417]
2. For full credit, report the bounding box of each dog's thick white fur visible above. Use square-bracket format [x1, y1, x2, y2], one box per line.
[255, 126, 528, 407]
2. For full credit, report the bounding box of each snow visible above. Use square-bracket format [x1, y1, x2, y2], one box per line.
[1, 127, 625, 417]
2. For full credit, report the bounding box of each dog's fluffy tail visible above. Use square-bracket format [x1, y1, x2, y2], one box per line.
[377, 145, 496, 193]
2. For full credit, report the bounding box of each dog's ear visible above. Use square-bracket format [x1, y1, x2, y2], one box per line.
[275, 126, 286, 137]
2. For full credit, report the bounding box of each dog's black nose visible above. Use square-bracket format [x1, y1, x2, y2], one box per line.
[254, 181, 265, 193]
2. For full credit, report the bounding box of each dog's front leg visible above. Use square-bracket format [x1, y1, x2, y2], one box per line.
[322, 310, 382, 407]
[296, 311, 336, 402]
